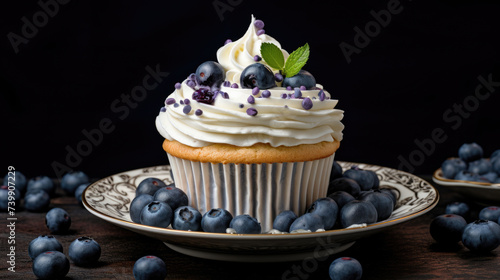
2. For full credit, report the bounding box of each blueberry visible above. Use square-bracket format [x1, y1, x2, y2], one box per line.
[306, 197, 338, 230]
[329, 257, 362, 280]
[343, 166, 376, 191]
[27, 176, 56, 196]
[172, 205, 202, 231]
[479, 206, 500, 222]
[282, 70, 316, 90]
[441, 158, 467, 179]
[3, 170, 27, 194]
[195, 61, 225, 88]
[229, 214, 262, 234]
[358, 190, 394, 221]
[32, 251, 70, 280]
[28, 235, 63, 260]
[340, 200, 378, 228]
[468, 158, 492, 175]
[327, 177, 361, 197]
[153, 186, 188, 211]
[289, 213, 325, 232]
[74, 183, 89, 206]
[458, 143, 483, 162]
[136, 177, 167, 196]
[462, 220, 500, 252]
[480, 172, 498, 183]
[201, 208, 233, 233]
[140, 201, 173, 228]
[69, 237, 101, 267]
[61, 171, 90, 195]
[130, 194, 155, 223]
[0, 185, 21, 212]
[328, 191, 356, 211]
[240, 63, 276, 89]
[133, 255, 167, 280]
[45, 207, 71, 234]
[491, 149, 500, 161]
[429, 214, 467, 245]
[445, 202, 470, 218]
[492, 157, 500, 175]
[379, 188, 398, 207]
[330, 161, 343, 181]
[273, 210, 298, 232]
[24, 190, 51, 212]
[454, 170, 481, 182]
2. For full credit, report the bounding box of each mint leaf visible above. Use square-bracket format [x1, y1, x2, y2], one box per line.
[260, 42, 285, 71]
[283, 43, 310, 77]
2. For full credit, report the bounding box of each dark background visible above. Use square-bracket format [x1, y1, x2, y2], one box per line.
[2, 0, 499, 180]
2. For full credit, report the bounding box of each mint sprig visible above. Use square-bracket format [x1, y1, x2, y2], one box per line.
[260, 42, 310, 78]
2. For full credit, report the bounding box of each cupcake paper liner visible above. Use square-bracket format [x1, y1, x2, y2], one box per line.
[167, 154, 335, 232]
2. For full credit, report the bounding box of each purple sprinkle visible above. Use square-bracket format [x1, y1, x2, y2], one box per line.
[183, 105, 192, 114]
[254, 19, 265, 29]
[318, 89, 326, 101]
[239, 104, 244, 108]
[166, 98, 176, 105]
[188, 73, 196, 80]
[288, 93, 293, 99]
[195, 109, 203, 116]
[247, 108, 258, 116]
[221, 91, 229, 99]
[252, 87, 260, 95]
[224, 39, 232, 45]
[302, 98, 313, 110]
[280, 93, 287, 99]
[231, 83, 239, 88]
[175, 82, 181, 89]
[300, 85, 307, 90]
[284, 105, 289, 109]
[223, 81, 231, 87]
[247, 95, 255, 104]
[160, 107, 166, 112]
[186, 80, 195, 88]
[180, 100, 184, 105]
[254, 55, 262, 62]
[174, 103, 179, 108]
[274, 73, 283, 82]
[286, 86, 292, 91]
[256, 29, 265, 36]
[184, 99, 190, 105]
[294, 88, 302, 98]
[261, 90, 271, 98]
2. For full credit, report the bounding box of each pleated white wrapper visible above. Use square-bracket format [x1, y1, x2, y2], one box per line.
[167, 153, 335, 233]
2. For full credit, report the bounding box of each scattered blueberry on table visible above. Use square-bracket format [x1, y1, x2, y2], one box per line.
[328, 257, 363, 280]
[32, 251, 70, 280]
[68, 236, 101, 267]
[45, 207, 71, 234]
[28, 235, 64, 260]
[133, 255, 167, 280]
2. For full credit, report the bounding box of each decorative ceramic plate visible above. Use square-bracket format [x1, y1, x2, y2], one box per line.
[433, 168, 500, 204]
[83, 162, 438, 262]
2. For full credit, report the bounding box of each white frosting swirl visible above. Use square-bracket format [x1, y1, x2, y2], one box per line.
[217, 15, 289, 84]
[156, 15, 344, 148]
[155, 82, 344, 147]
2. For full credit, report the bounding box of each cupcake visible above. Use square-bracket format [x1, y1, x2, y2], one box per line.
[155, 15, 344, 232]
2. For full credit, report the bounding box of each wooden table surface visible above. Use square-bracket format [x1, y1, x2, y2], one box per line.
[2, 175, 499, 280]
